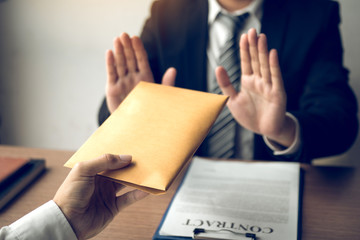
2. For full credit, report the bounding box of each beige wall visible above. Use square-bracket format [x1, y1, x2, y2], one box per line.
[0, 0, 153, 150]
[0, 0, 359, 165]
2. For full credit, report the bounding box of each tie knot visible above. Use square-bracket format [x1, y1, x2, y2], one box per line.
[218, 12, 249, 35]
[235, 12, 250, 29]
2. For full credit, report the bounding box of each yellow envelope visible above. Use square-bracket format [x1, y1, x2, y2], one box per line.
[64, 82, 228, 194]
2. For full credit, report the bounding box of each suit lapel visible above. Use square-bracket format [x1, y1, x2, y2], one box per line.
[260, 0, 290, 57]
[183, 0, 209, 92]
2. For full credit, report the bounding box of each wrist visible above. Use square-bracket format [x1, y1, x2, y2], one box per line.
[53, 199, 80, 239]
[267, 113, 296, 147]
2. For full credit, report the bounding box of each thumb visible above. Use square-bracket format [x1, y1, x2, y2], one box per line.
[215, 66, 238, 98]
[161, 67, 176, 86]
[75, 154, 132, 177]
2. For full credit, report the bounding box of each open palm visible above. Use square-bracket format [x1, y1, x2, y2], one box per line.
[216, 28, 294, 147]
[106, 33, 176, 113]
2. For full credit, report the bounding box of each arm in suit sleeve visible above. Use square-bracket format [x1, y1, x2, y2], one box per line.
[98, 98, 110, 126]
[287, 1, 358, 162]
[0, 201, 77, 240]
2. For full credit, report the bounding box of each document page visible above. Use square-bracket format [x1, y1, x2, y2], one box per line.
[159, 157, 300, 240]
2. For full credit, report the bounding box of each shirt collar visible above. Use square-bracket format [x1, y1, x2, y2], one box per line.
[208, 0, 263, 24]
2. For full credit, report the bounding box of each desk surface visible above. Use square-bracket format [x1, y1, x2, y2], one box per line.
[0, 145, 359, 239]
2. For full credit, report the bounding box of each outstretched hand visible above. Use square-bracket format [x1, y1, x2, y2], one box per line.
[53, 154, 149, 240]
[106, 33, 176, 113]
[216, 28, 295, 147]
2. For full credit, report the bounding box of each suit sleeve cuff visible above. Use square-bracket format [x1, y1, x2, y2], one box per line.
[263, 112, 301, 156]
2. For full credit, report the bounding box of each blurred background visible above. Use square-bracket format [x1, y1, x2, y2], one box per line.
[0, 0, 359, 165]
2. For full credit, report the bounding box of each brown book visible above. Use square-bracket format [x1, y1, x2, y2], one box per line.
[0, 158, 46, 210]
[0, 157, 29, 183]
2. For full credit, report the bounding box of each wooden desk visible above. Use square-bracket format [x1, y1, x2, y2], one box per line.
[0, 145, 359, 239]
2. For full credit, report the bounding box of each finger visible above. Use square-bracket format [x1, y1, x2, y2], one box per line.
[120, 32, 137, 72]
[258, 34, 271, 83]
[116, 189, 149, 212]
[113, 182, 127, 193]
[106, 50, 118, 85]
[269, 49, 284, 91]
[131, 36, 152, 74]
[215, 66, 238, 98]
[113, 37, 127, 77]
[74, 154, 132, 177]
[248, 28, 261, 76]
[240, 33, 252, 75]
[161, 67, 176, 86]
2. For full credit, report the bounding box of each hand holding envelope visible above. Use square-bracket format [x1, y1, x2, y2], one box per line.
[65, 82, 228, 194]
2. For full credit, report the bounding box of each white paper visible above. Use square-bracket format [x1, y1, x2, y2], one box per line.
[159, 157, 300, 240]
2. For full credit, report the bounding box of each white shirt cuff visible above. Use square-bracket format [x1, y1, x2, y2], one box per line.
[4, 200, 77, 240]
[263, 112, 301, 156]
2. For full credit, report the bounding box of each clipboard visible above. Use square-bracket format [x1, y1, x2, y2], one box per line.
[152, 157, 302, 240]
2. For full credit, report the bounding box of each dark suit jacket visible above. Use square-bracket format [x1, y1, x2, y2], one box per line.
[99, 0, 358, 163]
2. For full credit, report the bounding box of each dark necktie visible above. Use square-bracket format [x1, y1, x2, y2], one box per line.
[207, 12, 249, 158]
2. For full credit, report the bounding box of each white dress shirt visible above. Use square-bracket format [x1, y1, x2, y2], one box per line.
[0, 200, 77, 240]
[207, 0, 301, 159]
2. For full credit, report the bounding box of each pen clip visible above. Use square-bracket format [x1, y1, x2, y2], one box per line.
[193, 228, 257, 240]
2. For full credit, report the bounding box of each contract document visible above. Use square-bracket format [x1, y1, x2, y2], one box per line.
[155, 157, 300, 240]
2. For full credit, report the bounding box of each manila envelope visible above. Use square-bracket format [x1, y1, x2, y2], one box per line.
[64, 81, 228, 194]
